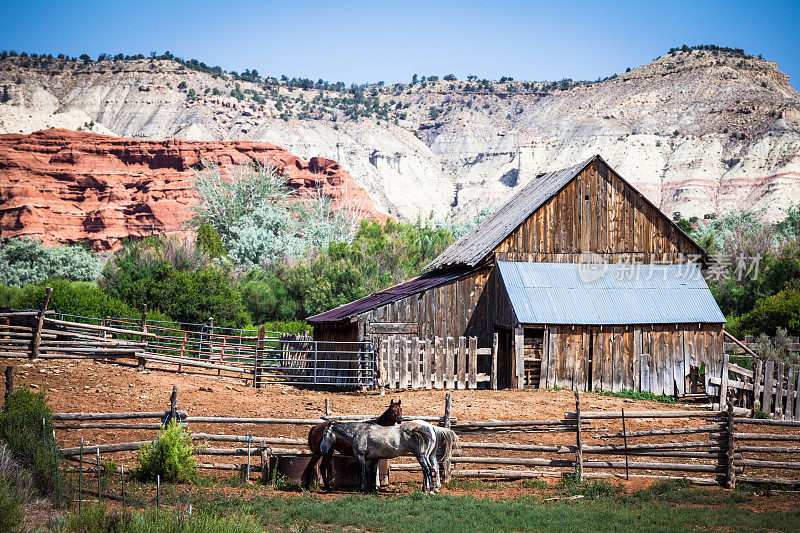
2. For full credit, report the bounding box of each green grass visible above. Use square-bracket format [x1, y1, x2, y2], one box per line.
[595, 389, 677, 404]
[184, 480, 798, 533]
[47, 478, 800, 533]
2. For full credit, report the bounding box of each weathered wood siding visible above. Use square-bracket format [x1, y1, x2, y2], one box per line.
[494, 159, 704, 264]
[537, 323, 723, 394]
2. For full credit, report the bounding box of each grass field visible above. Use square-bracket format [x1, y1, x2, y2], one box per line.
[52, 479, 800, 533]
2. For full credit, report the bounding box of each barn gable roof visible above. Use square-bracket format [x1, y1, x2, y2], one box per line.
[307, 265, 476, 324]
[426, 155, 705, 270]
[497, 261, 726, 325]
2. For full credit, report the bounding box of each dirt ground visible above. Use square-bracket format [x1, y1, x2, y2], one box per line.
[5, 358, 800, 500]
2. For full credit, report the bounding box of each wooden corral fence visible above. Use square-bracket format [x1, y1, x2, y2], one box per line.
[715, 353, 800, 421]
[0, 293, 375, 389]
[39, 387, 800, 492]
[377, 336, 490, 390]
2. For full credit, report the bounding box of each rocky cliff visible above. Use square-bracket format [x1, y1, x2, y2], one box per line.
[1, 49, 799, 222]
[0, 129, 381, 250]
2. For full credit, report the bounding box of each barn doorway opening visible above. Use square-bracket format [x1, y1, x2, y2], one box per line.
[495, 326, 513, 389]
[587, 329, 595, 392]
[523, 328, 544, 388]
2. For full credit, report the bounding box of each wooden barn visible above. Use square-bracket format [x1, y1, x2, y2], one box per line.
[308, 155, 726, 394]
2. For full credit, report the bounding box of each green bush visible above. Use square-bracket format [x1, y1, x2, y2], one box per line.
[0, 237, 102, 287]
[101, 237, 247, 327]
[134, 421, 196, 483]
[726, 289, 800, 338]
[0, 476, 24, 533]
[0, 284, 23, 308]
[0, 388, 59, 496]
[9, 279, 138, 317]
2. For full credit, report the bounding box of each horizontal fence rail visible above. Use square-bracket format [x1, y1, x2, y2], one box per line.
[42, 389, 800, 493]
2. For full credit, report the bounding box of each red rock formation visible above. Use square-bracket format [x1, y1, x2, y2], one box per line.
[0, 129, 384, 250]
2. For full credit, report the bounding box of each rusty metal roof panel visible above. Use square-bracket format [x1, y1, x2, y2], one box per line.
[497, 261, 725, 325]
[307, 266, 475, 323]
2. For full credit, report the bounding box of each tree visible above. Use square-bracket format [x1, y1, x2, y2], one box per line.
[177, 81, 187, 89]
[443, 74, 457, 81]
[79, 54, 91, 63]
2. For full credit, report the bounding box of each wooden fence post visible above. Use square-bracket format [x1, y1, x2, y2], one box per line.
[725, 402, 736, 489]
[138, 305, 148, 370]
[443, 392, 452, 428]
[491, 332, 498, 390]
[574, 391, 583, 480]
[752, 359, 763, 416]
[4, 365, 13, 403]
[424, 339, 433, 390]
[445, 337, 455, 389]
[442, 392, 452, 483]
[411, 338, 420, 389]
[164, 385, 178, 425]
[468, 337, 478, 390]
[457, 336, 467, 390]
[434, 337, 444, 389]
[763, 360, 775, 417]
[30, 286, 52, 359]
[399, 339, 409, 389]
[719, 352, 730, 410]
[775, 362, 785, 420]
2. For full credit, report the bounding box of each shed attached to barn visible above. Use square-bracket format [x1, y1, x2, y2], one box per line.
[308, 155, 726, 393]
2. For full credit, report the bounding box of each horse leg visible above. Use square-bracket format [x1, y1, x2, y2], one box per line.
[301, 452, 321, 490]
[320, 453, 333, 491]
[429, 447, 441, 493]
[358, 455, 369, 493]
[414, 452, 430, 494]
[368, 459, 379, 493]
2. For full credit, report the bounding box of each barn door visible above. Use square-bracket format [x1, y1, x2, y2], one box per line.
[495, 326, 513, 389]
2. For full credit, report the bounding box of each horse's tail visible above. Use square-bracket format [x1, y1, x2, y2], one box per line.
[433, 427, 460, 484]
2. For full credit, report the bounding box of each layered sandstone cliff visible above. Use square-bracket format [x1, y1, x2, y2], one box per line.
[0, 129, 381, 250]
[1, 49, 799, 222]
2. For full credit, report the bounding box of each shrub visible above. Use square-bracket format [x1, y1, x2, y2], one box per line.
[727, 291, 800, 341]
[9, 278, 141, 318]
[100, 237, 247, 327]
[134, 421, 196, 483]
[0, 476, 24, 533]
[0, 388, 59, 496]
[0, 237, 102, 287]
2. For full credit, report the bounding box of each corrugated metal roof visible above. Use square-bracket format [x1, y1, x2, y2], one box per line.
[497, 261, 726, 325]
[426, 157, 595, 270]
[307, 266, 475, 324]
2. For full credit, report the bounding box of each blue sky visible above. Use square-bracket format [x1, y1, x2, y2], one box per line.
[1, 0, 798, 88]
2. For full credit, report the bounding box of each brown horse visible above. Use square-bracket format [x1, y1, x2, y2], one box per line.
[302, 399, 402, 490]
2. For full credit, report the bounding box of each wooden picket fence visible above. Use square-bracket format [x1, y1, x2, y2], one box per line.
[715, 353, 800, 420]
[377, 336, 489, 390]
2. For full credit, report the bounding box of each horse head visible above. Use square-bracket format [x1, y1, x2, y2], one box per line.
[388, 399, 403, 424]
[319, 424, 337, 455]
